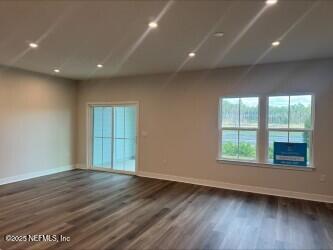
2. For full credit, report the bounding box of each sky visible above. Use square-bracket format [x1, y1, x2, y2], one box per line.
[270, 95, 311, 107]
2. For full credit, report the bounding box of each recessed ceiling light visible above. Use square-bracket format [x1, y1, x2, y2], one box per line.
[214, 32, 224, 37]
[29, 42, 38, 48]
[148, 21, 158, 29]
[266, 0, 278, 5]
[188, 52, 196, 58]
[53, 69, 60, 73]
[97, 64, 103, 68]
[272, 41, 280, 47]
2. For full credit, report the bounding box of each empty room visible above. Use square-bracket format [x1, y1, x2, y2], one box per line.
[0, 0, 332, 249]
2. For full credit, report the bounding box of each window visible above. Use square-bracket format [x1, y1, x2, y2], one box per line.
[268, 95, 313, 165]
[219, 97, 259, 161]
[91, 104, 137, 172]
[218, 94, 314, 168]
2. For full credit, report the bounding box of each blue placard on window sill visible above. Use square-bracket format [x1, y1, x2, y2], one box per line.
[274, 142, 307, 167]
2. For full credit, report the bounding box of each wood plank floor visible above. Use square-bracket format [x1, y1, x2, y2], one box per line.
[0, 170, 332, 250]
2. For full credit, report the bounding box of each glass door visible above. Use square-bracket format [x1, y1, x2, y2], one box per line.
[91, 104, 137, 173]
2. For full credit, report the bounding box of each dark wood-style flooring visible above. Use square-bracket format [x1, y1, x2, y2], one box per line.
[0, 170, 332, 250]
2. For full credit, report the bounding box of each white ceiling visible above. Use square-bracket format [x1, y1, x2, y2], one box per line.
[0, 0, 332, 80]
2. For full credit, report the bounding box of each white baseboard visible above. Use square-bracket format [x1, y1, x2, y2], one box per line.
[0, 165, 74, 186]
[137, 171, 333, 203]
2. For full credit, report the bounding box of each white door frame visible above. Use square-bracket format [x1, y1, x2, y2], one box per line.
[86, 101, 140, 175]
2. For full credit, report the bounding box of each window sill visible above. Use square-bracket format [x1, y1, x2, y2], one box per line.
[216, 159, 315, 171]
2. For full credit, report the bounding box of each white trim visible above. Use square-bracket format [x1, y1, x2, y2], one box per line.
[136, 171, 333, 203]
[218, 96, 260, 162]
[86, 101, 140, 106]
[0, 165, 74, 186]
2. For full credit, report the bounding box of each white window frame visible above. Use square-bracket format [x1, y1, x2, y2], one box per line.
[265, 94, 315, 166]
[217, 94, 315, 171]
[218, 96, 260, 162]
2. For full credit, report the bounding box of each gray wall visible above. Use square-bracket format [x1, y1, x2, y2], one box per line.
[0, 68, 77, 179]
[77, 59, 333, 196]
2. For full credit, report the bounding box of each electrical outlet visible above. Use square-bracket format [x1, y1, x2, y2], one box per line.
[320, 174, 326, 182]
